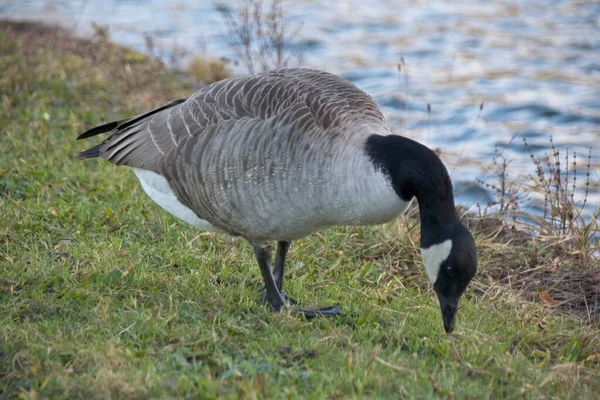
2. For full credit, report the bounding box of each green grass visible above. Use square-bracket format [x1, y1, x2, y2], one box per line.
[1, 21, 599, 399]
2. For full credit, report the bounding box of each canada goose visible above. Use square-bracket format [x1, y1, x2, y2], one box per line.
[78, 68, 476, 333]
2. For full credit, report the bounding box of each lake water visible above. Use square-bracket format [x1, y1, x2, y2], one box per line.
[2, 0, 599, 211]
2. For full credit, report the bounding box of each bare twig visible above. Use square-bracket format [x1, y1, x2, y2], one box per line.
[481, 137, 599, 267]
[215, 0, 303, 73]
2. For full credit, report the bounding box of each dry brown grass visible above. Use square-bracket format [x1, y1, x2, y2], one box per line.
[473, 137, 599, 322]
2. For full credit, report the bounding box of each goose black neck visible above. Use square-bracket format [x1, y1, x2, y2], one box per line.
[365, 134, 458, 233]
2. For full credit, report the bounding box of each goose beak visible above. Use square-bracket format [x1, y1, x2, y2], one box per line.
[437, 294, 459, 333]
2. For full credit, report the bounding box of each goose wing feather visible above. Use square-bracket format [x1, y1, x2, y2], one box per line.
[90, 68, 386, 169]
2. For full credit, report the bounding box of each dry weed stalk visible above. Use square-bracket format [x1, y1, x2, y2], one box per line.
[476, 145, 525, 224]
[522, 137, 593, 235]
[215, 0, 303, 73]
[141, 31, 189, 68]
[479, 137, 599, 267]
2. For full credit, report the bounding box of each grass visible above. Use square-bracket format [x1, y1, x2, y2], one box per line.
[1, 21, 599, 399]
[187, 56, 231, 85]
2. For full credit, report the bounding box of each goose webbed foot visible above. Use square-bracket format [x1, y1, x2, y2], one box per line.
[253, 241, 341, 318]
[296, 305, 343, 318]
[259, 288, 341, 317]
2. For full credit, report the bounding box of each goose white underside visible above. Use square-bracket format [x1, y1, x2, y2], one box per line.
[132, 168, 222, 233]
[133, 162, 410, 241]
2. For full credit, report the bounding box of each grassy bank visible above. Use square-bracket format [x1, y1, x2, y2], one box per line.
[1, 21, 599, 399]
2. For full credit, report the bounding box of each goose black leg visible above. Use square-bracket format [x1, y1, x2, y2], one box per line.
[253, 244, 286, 311]
[268, 241, 342, 319]
[272, 241, 297, 304]
[273, 240, 290, 291]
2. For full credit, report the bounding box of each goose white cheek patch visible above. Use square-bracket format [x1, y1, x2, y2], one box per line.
[420, 239, 453, 283]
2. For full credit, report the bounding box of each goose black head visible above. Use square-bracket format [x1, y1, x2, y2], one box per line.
[365, 133, 478, 333]
[421, 222, 477, 333]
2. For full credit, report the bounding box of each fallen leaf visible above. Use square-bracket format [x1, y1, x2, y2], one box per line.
[586, 353, 600, 362]
[539, 291, 557, 306]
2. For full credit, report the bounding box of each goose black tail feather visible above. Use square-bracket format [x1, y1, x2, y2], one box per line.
[76, 144, 101, 160]
[76, 98, 188, 140]
[76, 120, 119, 140]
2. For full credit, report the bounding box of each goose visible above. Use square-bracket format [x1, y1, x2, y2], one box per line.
[77, 68, 476, 333]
